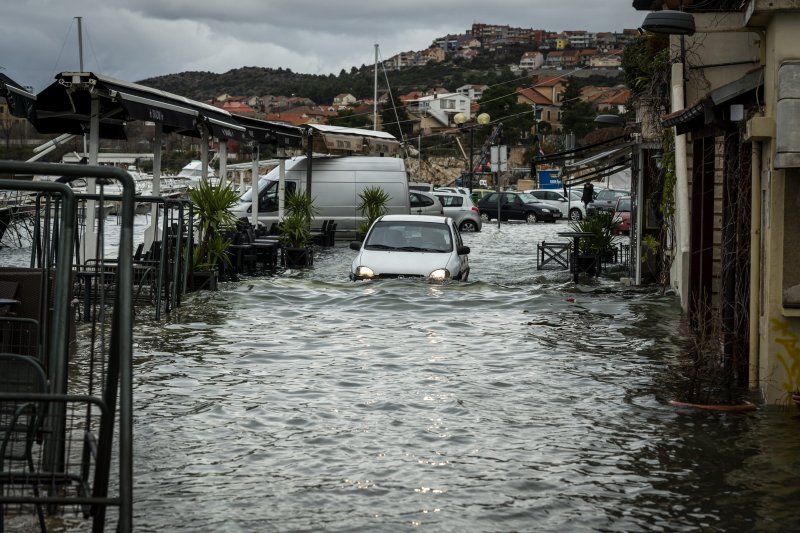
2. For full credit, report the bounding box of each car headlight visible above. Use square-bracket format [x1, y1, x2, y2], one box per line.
[354, 266, 375, 279]
[428, 269, 450, 281]
[540, 208, 550, 213]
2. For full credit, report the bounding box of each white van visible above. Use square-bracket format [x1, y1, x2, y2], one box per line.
[234, 156, 410, 239]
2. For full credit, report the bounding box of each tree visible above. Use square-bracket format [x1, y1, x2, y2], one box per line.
[380, 92, 412, 141]
[476, 85, 534, 145]
[559, 79, 597, 143]
[329, 109, 371, 129]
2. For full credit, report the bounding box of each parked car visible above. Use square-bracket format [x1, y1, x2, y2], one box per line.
[477, 191, 561, 223]
[470, 188, 494, 205]
[565, 189, 589, 221]
[409, 190, 444, 216]
[434, 186, 470, 195]
[408, 182, 434, 192]
[524, 188, 585, 221]
[586, 188, 629, 217]
[612, 195, 631, 235]
[433, 191, 482, 232]
[349, 214, 470, 281]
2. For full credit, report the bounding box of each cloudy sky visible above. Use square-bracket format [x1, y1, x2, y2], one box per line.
[2, 0, 647, 92]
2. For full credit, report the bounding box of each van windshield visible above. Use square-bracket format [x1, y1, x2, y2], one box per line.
[239, 178, 270, 202]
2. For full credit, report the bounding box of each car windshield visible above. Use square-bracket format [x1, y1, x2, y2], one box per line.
[517, 192, 539, 204]
[617, 198, 631, 212]
[365, 221, 452, 253]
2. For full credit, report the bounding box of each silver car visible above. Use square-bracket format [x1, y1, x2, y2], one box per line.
[409, 190, 444, 216]
[349, 215, 470, 281]
[433, 192, 482, 232]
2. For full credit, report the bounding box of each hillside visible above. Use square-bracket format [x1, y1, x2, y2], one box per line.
[137, 44, 625, 104]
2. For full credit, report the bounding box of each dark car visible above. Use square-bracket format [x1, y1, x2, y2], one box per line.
[477, 191, 561, 223]
[586, 188, 629, 217]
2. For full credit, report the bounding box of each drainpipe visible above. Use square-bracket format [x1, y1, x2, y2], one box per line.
[671, 59, 691, 307]
[749, 141, 762, 388]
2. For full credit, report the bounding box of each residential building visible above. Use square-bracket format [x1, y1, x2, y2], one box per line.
[405, 92, 471, 135]
[456, 84, 488, 101]
[631, 2, 800, 405]
[333, 93, 357, 106]
[560, 49, 581, 69]
[565, 30, 596, 49]
[544, 51, 564, 68]
[530, 75, 567, 105]
[516, 86, 562, 131]
[590, 53, 623, 69]
[519, 51, 545, 71]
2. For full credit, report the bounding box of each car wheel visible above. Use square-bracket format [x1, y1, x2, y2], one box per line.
[459, 220, 480, 232]
[480, 213, 490, 221]
[569, 208, 582, 221]
[525, 212, 538, 223]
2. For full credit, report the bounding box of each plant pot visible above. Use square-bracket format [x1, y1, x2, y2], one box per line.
[575, 254, 599, 276]
[282, 247, 313, 268]
[188, 269, 218, 292]
[668, 399, 757, 412]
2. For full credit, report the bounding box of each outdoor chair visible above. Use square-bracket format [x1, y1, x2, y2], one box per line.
[0, 353, 49, 532]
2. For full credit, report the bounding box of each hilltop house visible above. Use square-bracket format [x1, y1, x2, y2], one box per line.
[516, 86, 562, 131]
[333, 93, 357, 106]
[456, 84, 489, 101]
[519, 51, 545, 71]
[405, 92, 471, 135]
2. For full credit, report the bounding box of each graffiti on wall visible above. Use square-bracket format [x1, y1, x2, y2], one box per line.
[772, 319, 800, 397]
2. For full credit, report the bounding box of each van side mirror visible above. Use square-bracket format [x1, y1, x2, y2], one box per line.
[349, 241, 362, 251]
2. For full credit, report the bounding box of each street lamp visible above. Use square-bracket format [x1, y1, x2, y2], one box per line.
[454, 111, 490, 193]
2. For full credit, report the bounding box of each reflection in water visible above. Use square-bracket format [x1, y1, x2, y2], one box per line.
[5, 219, 799, 531]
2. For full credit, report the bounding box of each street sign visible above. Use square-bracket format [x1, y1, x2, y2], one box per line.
[490, 145, 508, 172]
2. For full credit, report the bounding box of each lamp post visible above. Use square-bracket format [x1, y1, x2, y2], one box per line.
[454, 111, 490, 193]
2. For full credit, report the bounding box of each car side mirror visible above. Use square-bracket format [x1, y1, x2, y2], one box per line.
[457, 245, 470, 255]
[349, 241, 362, 250]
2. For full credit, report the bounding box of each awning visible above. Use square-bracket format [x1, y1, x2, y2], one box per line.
[0, 73, 36, 119]
[564, 158, 632, 187]
[203, 114, 247, 141]
[110, 90, 198, 133]
[234, 115, 304, 147]
[533, 134, 629, 166]
[661, 67, 763, 134]
[303, 124, 401, 156]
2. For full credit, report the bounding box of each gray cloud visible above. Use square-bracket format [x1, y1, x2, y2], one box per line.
[2, 0, 646, 91]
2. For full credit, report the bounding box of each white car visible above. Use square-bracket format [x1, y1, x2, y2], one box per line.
[349, 214, 470, 281]
[434, 186, 470, 195]
[409, 190, 444, 216]
[524, 188, 585, 221]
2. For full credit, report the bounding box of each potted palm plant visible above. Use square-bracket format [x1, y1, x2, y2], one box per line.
[568, 211, 620, 275]
[357, 186, 391, 239]
[280, 190, 319, 267]
[188, 179, 240, 290]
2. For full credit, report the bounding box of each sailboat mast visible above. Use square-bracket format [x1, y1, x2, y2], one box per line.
[76, 17, 84, 71]
[373, 44, 378, 131]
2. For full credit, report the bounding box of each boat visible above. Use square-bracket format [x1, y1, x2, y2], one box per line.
[175, 160, 217, 189]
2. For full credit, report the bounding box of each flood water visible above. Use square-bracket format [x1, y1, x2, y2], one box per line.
[5, 217, 800, 531]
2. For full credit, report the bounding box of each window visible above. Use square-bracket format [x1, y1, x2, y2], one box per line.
[437, 195, 463, 207]
[410, 192, 435, 208]
[259, 181, 296, 212]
